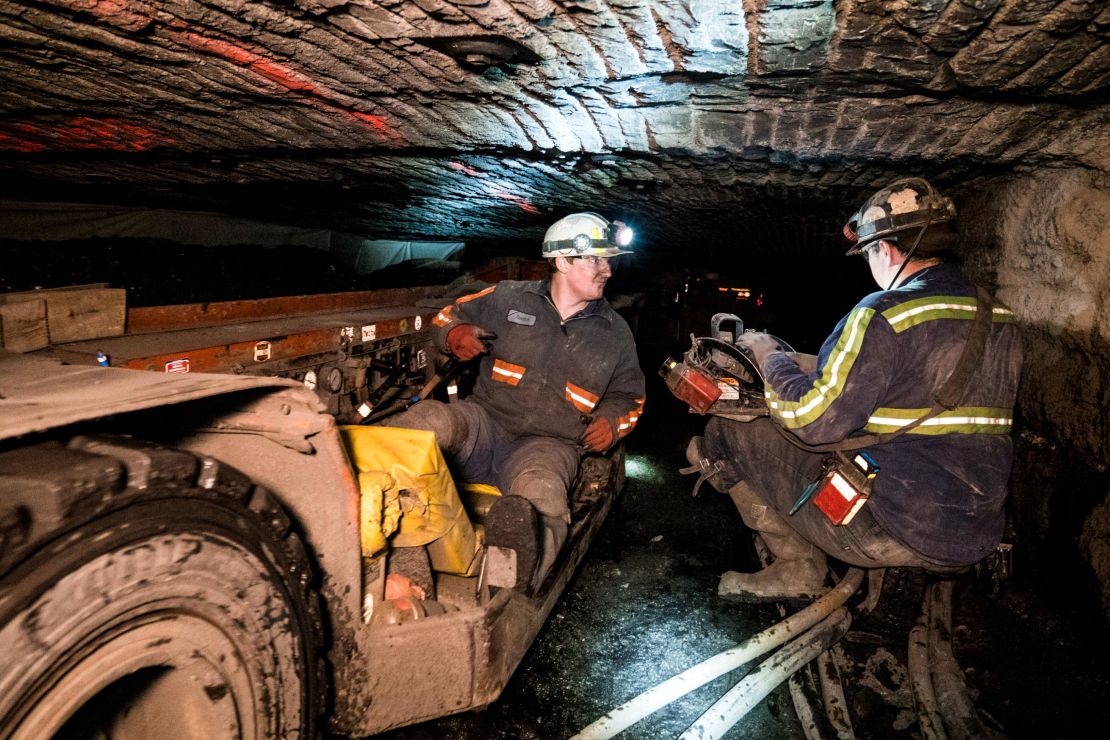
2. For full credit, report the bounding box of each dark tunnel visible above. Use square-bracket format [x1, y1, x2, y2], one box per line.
[1, 1, 1109, 738]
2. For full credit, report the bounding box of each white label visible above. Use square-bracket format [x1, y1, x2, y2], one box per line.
[717, 378, 739, 400]
[358, 402, 373, 417]
[341, 326, 355, 343]
[361, 324, 377, 342]
[254, 341, 272, 362]
[303, 370, 318, 390]
[416, 349, 427, 369]
[414, 315, 423, 331]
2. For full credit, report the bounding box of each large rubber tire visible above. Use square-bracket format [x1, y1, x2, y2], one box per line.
[0, 435, 324, 739]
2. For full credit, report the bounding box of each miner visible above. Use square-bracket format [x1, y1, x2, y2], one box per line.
[389, 212, 646, 591]
[688, 178, 1023, 601]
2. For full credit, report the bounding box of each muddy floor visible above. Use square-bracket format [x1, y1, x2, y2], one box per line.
[372, 385, 1110, 740]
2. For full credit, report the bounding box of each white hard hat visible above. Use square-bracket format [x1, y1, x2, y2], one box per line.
[542, 212, 634, 258]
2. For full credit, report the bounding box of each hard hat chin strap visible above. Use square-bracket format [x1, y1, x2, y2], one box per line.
[884, 214, 932, 291]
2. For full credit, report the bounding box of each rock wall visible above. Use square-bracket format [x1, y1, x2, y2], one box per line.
[962, 168, 1110, 613]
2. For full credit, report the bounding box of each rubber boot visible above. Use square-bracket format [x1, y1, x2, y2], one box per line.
[719, 482, 828, 603]
[484, 495, 541, 592]
[533, 515, 568, 592]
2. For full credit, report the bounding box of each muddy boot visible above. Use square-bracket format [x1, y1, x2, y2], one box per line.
[718, 551, 828, 603]
[484, 495, 541, 592]
[720, 482, 829, 603]
[532, 515, 568, 592]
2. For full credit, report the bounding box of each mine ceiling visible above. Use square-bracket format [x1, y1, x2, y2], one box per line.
[1, 1, 1108, 258]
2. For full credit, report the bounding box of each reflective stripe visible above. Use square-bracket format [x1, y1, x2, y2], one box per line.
[616, 396, 646, 438]
[492, 359, 526, 386]
[435, 286, 496, 328]
[883, 296, 1014, 334]
[432, 306, 454, 326]
[456, 286, 496, 304]
[566, 381, 600, 414]
[864, 406, 1013, 435]
[768, 307, 875, 428]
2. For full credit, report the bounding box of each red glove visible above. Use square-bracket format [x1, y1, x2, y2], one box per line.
[446, 324, 490, 361]
[581, 417, 616, 452]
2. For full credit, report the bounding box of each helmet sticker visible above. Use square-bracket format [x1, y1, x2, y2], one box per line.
[887, 187, 922, 215]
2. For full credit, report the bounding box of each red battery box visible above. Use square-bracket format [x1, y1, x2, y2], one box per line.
[660, 358, 721, 415]
[811, 451, 878, 525]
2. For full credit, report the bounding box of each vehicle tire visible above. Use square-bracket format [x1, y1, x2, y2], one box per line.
[0, 434, 324, 739]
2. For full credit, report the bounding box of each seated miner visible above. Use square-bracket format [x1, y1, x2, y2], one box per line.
[387, 212, 646, 591]
[687, 178, 1023, 602]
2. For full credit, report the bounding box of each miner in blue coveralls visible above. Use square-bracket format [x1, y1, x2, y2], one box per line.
[687, 178, 1023, 602]
[390, 213, 646, 591]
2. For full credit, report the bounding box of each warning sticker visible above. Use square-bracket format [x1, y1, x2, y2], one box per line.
[414, 315, 423, 331]
[165, 359, 190, 374]
[341, 326, 356, 343]
[361, 324, 377, 342]
[254, 341, 272, 362]
[717, 377, 740, 400]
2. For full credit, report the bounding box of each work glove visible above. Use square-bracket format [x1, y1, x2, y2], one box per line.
[446, 324, 495, 361]
[736, 330, 783, 368]
[580, 416, 616, 452]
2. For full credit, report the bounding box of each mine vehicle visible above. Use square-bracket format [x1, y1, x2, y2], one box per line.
[0, 260, 626, 738]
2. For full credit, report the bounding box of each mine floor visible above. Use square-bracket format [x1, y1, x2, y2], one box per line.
[375, 380, 1110, 740]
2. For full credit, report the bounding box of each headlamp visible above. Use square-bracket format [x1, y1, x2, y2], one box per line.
[610, 220, 633, 247]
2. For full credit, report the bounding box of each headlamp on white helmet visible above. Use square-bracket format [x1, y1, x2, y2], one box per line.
[542, 212, 634, 258]
[843, 178, 956, 256]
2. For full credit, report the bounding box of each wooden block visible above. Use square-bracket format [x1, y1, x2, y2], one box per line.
[43, 288, 127, 343]
[0, 298, 49, 352]
[0, 283, 109, 304]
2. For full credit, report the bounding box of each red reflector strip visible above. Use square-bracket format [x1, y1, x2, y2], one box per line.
[492, 359, 526, 386]
[565, 381, 600, 414]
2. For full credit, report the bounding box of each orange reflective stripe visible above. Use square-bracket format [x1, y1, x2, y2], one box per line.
[432, 305, 455, 326]
[565, 381, 600, 414]
[492, 359, 526, 386]
[616, 397, 646, 438]
[456, 286, 495, 304]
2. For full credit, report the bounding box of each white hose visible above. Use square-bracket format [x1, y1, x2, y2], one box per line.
[571, 568, 864, 740]
[679, 607, 853, 740]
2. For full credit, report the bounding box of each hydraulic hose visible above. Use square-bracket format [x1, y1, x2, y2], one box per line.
[571, 568, 864, 740]
[924, 580, 998, 740]
[679, 607, 853, 740]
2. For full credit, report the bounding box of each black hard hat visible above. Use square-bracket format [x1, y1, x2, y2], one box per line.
[843, 178, 956, 256]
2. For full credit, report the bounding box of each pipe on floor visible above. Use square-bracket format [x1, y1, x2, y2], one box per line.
[817, 645, 855, 738]
[679, 607, 854, 740]
[924, 580, 997, 740]
[908, 614, 946, 739]
[571, 568, 864, 740]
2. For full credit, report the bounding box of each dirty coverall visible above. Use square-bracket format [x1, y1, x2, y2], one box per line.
[704, 262, 1022, 572]
[390, 278, 645, 574]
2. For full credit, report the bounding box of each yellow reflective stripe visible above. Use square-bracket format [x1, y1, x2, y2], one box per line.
[864, 406, 1013, 435]
[767, 307, 875, 428]
[883, 296, 1015, 334]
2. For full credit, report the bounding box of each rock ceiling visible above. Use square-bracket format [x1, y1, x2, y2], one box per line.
[1, 0, 1108, 254]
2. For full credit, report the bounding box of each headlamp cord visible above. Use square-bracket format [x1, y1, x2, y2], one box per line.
[884, 211, 932, 291]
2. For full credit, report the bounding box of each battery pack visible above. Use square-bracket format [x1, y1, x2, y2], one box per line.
[659, 358, 721, 415]
[812, 469, 869, 525]
[810, 451, 879, 525]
